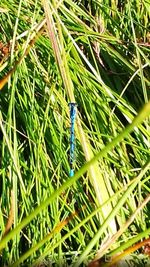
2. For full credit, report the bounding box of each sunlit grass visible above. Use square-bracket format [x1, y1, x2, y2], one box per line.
[0, 0, 150, 266]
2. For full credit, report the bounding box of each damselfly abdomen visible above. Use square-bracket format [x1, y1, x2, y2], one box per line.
[69, 103, 77, 177]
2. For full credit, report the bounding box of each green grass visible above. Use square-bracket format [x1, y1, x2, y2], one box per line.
[0, 0, 150, 266]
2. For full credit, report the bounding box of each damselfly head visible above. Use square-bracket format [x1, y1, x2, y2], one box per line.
[68, 102, 77, 107]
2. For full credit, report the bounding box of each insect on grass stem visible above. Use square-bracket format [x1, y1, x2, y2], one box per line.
[69, 103, 77, 177]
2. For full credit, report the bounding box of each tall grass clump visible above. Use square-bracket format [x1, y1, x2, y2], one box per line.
[0, 0, 150, 266]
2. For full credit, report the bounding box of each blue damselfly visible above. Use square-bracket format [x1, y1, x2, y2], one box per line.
[69, 103, 77, 177]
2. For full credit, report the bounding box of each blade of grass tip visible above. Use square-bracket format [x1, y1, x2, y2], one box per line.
[0, 100, 150, 251]
[43, 0, 117, 234]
